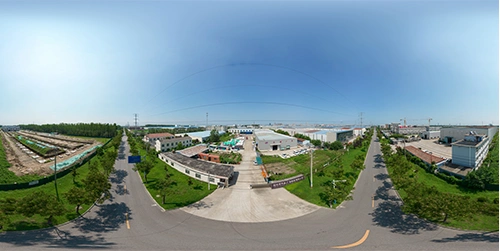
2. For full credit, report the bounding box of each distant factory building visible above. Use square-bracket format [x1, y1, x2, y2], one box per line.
[451, 132, 491, 170]
[255, 130, 297, 151]
[175, 130, 224, 143]
[159, 152, 234, 187]
[228, 128, 254, 135]
[1, 125, 20, 132]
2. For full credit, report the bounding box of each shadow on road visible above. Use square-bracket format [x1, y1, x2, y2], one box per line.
[0, 227, 115, 249]
[374, 173, 389, 181]
[115, 184, 129, 196]
[185, 200, 213, 210]
[228, 171, 239, 187]
[73, 202, 131, 233]
[431, 232, 499, 243]
[371, 181, 437, 234]
[110, 169, 128, 184]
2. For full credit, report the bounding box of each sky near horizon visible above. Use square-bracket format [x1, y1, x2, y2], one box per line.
[0, 0, 498, 127]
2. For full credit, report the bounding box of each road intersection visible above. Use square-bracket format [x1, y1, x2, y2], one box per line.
[0, 132, 497, 250]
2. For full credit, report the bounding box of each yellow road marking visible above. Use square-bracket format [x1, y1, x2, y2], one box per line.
[332, 230, 370, 249]
[126, 213, 130, 229]
[124, 184, 127, 192]
[372, 196, 374, 208]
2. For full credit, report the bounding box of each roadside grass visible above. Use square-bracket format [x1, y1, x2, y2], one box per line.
[132, 141, 215, 210]
[0, 133, 11, 169]
[261, 147, 367, 208]
[0, 146, 115, 231]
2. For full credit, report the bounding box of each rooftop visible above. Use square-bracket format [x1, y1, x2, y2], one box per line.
[177, 144, 209, 158]
[161, 152, 234, 178]
[255, 130, 296, 141]
[405, 146, 447, 165]
[146, 132, 173, 138]
[452, 139, 486, 147]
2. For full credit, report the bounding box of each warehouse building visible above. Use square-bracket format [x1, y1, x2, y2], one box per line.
[451, 132, 491, 170]
[159, 152, 234, 187]
[255, 130, 297, 151]
[440, 126, 498, 144]
[297, 129, 354, 143]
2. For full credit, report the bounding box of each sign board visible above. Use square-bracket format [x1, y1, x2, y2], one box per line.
[128, 156, 141, 163]
[270, 174, 304, 189]
[29, 180, 39, 186]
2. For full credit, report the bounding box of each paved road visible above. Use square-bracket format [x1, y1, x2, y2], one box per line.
[0, 132, 497, 250]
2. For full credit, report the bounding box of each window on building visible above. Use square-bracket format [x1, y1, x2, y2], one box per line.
[195, 173, 201, 178]
[209, 177, 215, 182]
[185, 169, 190, 174]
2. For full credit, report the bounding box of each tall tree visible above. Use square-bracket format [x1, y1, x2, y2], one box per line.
[133, 159, 154, 183]
[64, 187, 91, 215]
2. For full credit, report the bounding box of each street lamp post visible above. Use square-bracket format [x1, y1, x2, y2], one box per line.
[54, 155, 60, 201]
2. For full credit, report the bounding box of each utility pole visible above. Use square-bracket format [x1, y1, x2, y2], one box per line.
[134, 113, 138, 128]
[206, 112, 208, 130]
[360, 112, 363, 128]
[54, 155, 60, 201]
[310, 149, 314, 188]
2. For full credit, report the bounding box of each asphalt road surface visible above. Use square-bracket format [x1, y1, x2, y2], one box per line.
[0, 132, 497, 250]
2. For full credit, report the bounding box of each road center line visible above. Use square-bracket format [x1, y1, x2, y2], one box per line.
[332, 230, 370, 249]
[126, 212, 130, 229]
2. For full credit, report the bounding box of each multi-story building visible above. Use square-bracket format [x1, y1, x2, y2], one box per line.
[143, 132, 192, 152]
[451, 132, 491, 170]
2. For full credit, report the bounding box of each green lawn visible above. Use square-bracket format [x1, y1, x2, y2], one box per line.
[262, 147, 367, 208]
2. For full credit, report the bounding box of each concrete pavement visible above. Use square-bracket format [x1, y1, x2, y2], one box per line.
[181, 138, 319, 222]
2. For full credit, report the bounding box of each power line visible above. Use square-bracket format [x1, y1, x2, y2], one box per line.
[138, 62, 359, 113]
[148, 101, 352, 117]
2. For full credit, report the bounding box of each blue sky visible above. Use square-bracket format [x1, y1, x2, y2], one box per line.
[0, 0, 498, 127]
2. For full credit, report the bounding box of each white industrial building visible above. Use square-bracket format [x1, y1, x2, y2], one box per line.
[451, 132, 491, 170]
[441, 126, 498, 144]
[175, 130, 224, 143]
[421, 130, 440, 139]
[159, 152, 234, 187]
[293, 129, 354, 143]
[255, 130, 297, 151]
[143, 132, 192, 152]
